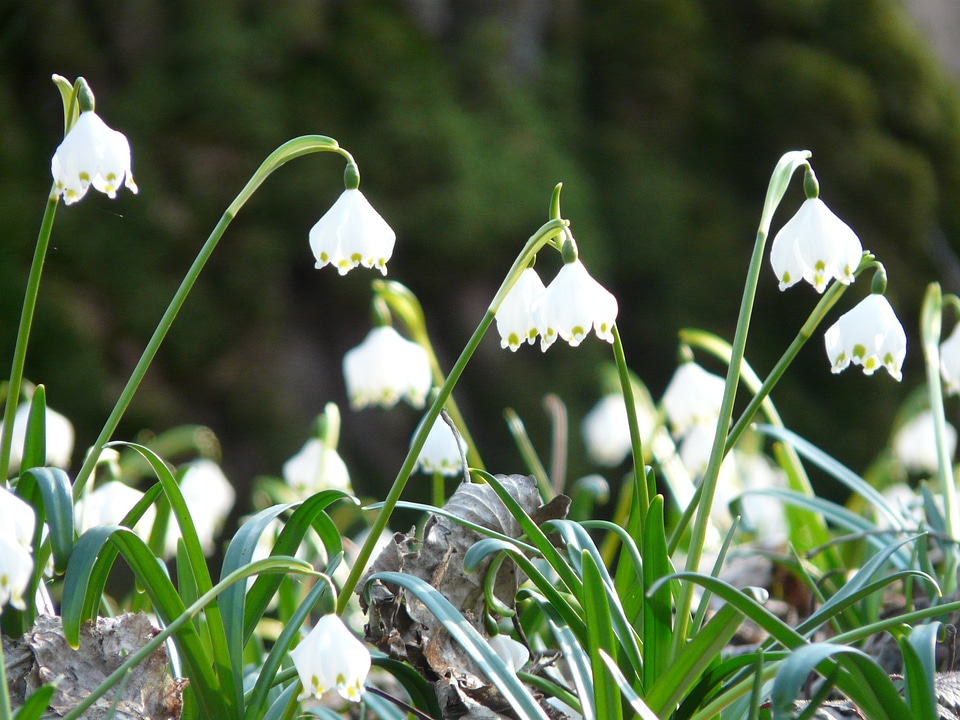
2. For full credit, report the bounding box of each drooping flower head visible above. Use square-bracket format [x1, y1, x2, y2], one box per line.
[533, 258, 618, 351]
[342, 326, 432, 409]
[662, 362, 726, 438]
[75, 480, 156, 537]
[164, 459, 236, 558]
[0, 401, 75, 474]
[414, 415, 467, 476]
[51, 111, 138, 205]
[941, 323, 960, 396]
[0, 533, 33, 613]
[770, 197, 861, 293]
[824, 293, 906, 380]
[581, 393, 654, 467]
[495, 267, 545, 351]
[291, 614, 371, 703]
[892, 410, 956, 476]
[309, 189, 396, 276]
[282, 438, 351, 496]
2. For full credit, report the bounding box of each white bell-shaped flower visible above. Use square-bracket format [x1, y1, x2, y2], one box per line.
[893, 410, 956, 476]
[534, 259, 618, 351]
[0, 486, 35, 548]
[495, 267, 545, 351]
[164, 459, 235, 557]
[0, 533, 33, 613]
[342, 326, 432, 409]
[75, 480, 156, 537]
[662, 362, 726, 438]
[488, 634, 529, 673]
[309, 189, 396, 276]
[51, 111, 137, 205]
[824, 293, 906, 380]
[282, 438, 351, 496]
[940, 323, 960, 396]
[291, 614, 371, 703]
[770, 198, 861, 293]
[1, 402, 75, 474]
[581, 393, 654, 467]
[414, 416, 466, 476]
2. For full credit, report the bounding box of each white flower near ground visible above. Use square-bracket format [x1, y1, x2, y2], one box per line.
[51, 110, 138, 205]
[1, 402, 75, 474]
[488, 634, 529, 673]
[581, 393, 654, 467]
[893, 411, 956, 476]
[941, 323, 960, 396]
[824, 294, 907, 380]
[309, 189, 396, 276]
[415, 416, 466, 476]
[662, 362, 726, 438]
[282, 439, 351, 497]
[343, 326, 432, 409]
[0, 533, 33, 612]
[0, 485, 36, 548]
[533, 259, 618, 351]
[496, 267, 546, 351]
[291, 614, 371, 703]
[164, 459, 235, 557]
[75, 480, 156, 537]
[769, 197, 861, 293]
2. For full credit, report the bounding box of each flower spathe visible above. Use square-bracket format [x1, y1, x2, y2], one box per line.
[824, 293, 906, 380]
[291, 614, 371, 703]
[51, 110, 138, 205]
[495, 267, 545, 351]
[342, 326, 432, 409]
[533, 259, 618, 351]
[309, 189, 396, 275]
[941, 323, 960, 396]
[770, 197, 861, 293]
[415, 416, 467, 476]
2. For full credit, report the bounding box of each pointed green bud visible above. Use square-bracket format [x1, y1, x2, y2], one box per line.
[344, 162, 360, 190]
[76, 77, 95, 113]
[803, 166, 819, 199]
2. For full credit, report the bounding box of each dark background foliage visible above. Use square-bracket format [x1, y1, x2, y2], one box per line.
[3, 0, 960, 518]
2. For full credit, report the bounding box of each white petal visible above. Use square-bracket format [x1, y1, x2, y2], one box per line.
[282, 439, 351, 496]
[75, 481, 155, 537]
[941, 323, 960, 395]
[291, 615, 370, 703]
[488, 634, 529, 673]
[893, 411, 956, 475]
[0, 486, 35, 548]
[662, 362, 726, 437]
[824, 294, 905, 380]
[495, 267, 545, 351]
[343, 327, 432, 409]
[309, 190, 395, 275]
[534, 259, 618, 350]
[92, 127, 136, 197]
[0, 533, 33, 611]
[415, 416, 466, 476]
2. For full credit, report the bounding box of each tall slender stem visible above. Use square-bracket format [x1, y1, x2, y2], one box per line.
[671, 227, 767, 656]
[73, 136, 349, 498]
[338, 218, 568, 612]
[1, 193, 59, 483]
[611, 324, 648, 528]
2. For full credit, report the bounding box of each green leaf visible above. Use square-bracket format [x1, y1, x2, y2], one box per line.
[770, 643, 911, 720]
[598, 649, 661, 720]
[535, 598, 595, 720]
[643, 496, 672, 692]
[645, 598, 747, 715]
[581, 551, 623, 720]
[13, 682, 56, 720]
[20, 385, 46, 473]
[366, 571, 550, 720]
[19, 466, 74, 574]
[898, 623, 940, 720]
[372, 656, 444, 720]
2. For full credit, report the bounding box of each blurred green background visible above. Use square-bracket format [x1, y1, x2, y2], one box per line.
[3, 0, 960, 516]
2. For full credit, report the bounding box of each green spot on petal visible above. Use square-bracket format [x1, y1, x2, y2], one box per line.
[852, 344, 867, 360]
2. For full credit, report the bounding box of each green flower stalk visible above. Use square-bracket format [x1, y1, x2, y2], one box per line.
[671, 150, 811, 655]
[73, 136, 359, 499]
[337, 216, 569, 613]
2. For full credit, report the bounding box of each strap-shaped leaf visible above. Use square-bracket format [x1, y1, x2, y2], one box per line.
[365, 571, 550, 720]
[898, 623, 940, 720]
[581, 551, 623, 720]
[19, 466, 74, 574]
[12, 682, 56, 720]
[643, 496, 672, 692]
[770, 642, 911, 720]
[535, 597, 594, 720]
[371, 655, 444, 720]
[20, 385, 47, 473]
